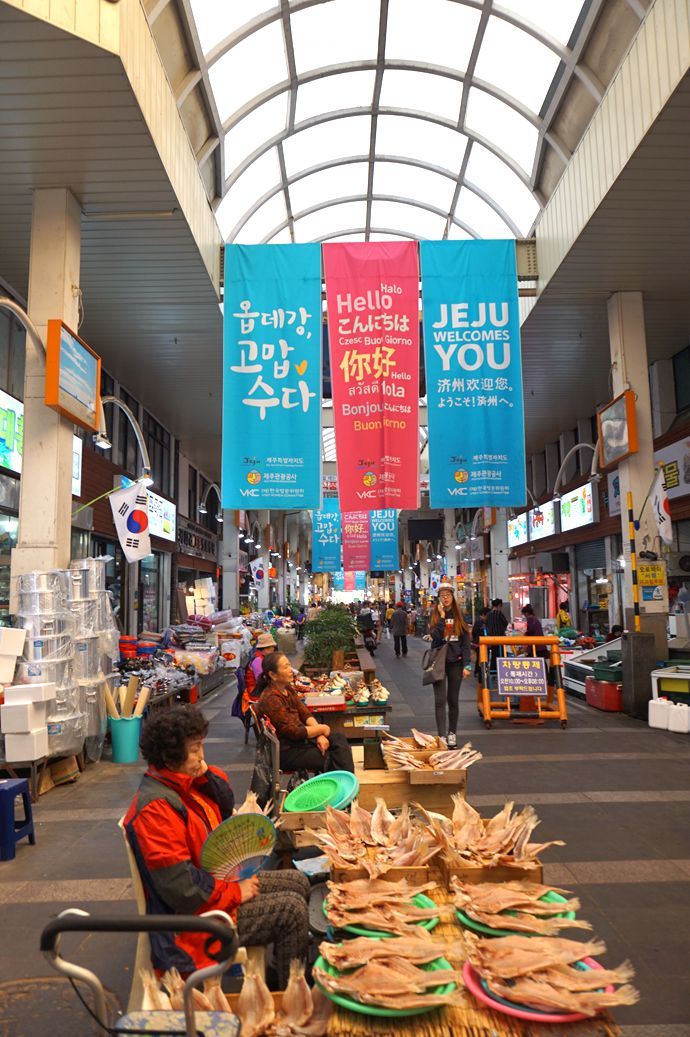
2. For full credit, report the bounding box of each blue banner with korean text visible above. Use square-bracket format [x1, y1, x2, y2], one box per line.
[420, 240, 526, 509]
[369, 509, 398, 570]
[222, 244, 322, 509]
[312, 501, 342, 572]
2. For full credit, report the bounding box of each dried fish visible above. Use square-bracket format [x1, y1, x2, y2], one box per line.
[236, 961, 275, 1037]
[439, 796, 564, 869]
[280, 959, 312, 1027]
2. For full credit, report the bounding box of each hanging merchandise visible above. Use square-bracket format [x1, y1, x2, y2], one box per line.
[324, 242, 420, 511]
[222, 243, 322, 510]
[651, 469, 673, 545]
[342, 510, 370, 571]
[109, 482, 151, 563]
[312, 501, 341, 572]
[420, 240, 526, 508]
[370, 509, 398, 570]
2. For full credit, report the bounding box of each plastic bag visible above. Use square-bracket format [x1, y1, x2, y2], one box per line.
[249, 734, 274, 809]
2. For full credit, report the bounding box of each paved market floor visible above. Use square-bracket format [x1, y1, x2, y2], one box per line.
[1, 635, 689, 1036]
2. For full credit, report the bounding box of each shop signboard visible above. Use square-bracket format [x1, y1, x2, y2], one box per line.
[638, 560, 669, 611]
[342, 510, 370, 571]
[507, 512, 528, 547]
[0, 388, 83, 497]
[222, 243, 322, 510]
[420, 239, 526, 508]
[528, 500, 557, 542]
[369, 509, 398, 570]
[312, 501, 341, 572]
[496, 657, 548, 697]
[559, 481, 598, 532]
[45, 320, 101, 432]
[324, 242, 420, 511]
[607, 470, 621, 516]
[177, 515, 218, 562]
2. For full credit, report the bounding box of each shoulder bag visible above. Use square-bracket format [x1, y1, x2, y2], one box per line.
[421, 642, 448, 685]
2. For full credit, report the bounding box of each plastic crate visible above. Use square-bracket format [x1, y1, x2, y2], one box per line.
[585, 676, 623, 712]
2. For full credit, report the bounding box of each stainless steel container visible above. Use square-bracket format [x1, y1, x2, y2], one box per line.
[16, 657, 72, 688]
[19, 613, 73, 638]
[92, 591, 114, 631]
[69, 598, 98, 634]
[70, 558, 107, 592]
[73, 635, 101, 678]
[17, 570, 67, 594]
[47, 712, 86, 754]
[18, 589, 65, 613]
[24, 632, 72, 662]
[67, 567, 91, 601]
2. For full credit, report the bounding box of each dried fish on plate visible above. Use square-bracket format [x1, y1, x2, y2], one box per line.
[452, 878, 590, 935]
[320, 931, 466, 969]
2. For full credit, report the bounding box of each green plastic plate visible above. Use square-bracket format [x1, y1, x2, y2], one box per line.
[323, 893, 440, 937]
[456, 890, 576, 938]
[314, 953, 456, 1017]
[283, 775, 340, 812]
[328, 770, 360, 810]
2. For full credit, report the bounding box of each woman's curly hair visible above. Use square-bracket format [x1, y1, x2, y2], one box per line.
[140, 705, 209, 769]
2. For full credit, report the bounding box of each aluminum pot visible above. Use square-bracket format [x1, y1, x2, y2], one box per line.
[18, 589, 65, 613]
[16, 570, 68, 594]
[73, 635, 101, 679]
[24, 632, 72, 662]
[69, 598, 98, 634]
[70, 558, 107, 592]
[19, 613, 73, 638]
[15, 657, 72, 688]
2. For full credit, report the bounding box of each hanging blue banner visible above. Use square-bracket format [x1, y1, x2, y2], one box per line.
[312, 501, 341, 572]
[369, 509, 398, 570]
[222, 243, 322, 509]
[355, 571, 367, 591]
[420, 240, 526, 508]
[333, 570, 345, 591]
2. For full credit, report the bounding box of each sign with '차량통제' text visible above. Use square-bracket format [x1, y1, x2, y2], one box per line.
[222, 243, 322, 510]
[420, 240, 526, 509]
[496, 657, 548, 697]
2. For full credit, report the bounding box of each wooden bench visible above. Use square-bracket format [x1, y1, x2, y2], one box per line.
[355, 646, 376, 684]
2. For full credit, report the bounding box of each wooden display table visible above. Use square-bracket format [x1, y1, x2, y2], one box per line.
[311, 703, 391, 741]
[352, 745, 467, 814]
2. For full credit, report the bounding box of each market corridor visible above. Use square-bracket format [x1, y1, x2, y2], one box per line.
[0, 639, 689, 1035]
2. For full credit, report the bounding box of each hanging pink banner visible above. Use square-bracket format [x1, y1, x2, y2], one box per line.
[341, 510, 371, 571]
[324, 242, 420, 511]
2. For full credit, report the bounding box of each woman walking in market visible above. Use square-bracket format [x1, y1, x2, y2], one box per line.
[428, 580, 472, 747]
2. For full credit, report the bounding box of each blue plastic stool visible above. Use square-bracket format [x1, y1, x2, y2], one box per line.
[0, 778, 36, 861]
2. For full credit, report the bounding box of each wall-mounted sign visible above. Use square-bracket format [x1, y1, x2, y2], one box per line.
[45, 320, 101, 432]
[0, 388, 82, 498]
[528, 500, 557, 542]
[120, 476, 176, 542]
[597, 389, 638, 470]
[560, 481, 599, 532]
[176, 514, 217, 561]
[507, 512, 528, 547]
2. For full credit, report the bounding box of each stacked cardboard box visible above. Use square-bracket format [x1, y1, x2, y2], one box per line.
[1, 682, 56, 761]
[0, 627, 27, 684]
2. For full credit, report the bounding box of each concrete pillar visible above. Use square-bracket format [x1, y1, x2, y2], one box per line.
[649, 356, 675, 437]
[608, 292, 667, 645]
[444, 510, 457, 579]
[489, 510, 510, 602]
[221, 512, 240, 612]
[11, 189, 81, 592]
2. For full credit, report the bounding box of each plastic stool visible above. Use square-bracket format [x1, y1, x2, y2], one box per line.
[0, 778, 36, 861]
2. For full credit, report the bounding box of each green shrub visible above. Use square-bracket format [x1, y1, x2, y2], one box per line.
[303, 605, 356, 669]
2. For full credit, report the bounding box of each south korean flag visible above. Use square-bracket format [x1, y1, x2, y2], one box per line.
[110, 482, 152, 562]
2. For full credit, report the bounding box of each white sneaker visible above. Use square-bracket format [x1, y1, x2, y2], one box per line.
[446, 732, 457, 749]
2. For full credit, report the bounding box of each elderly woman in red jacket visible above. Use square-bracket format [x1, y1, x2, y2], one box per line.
[123, 705, 309, 987]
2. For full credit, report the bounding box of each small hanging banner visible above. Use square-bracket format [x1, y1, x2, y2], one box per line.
[324, 242, 420, 511]
[109, 482, 151, 563]
[249, 558, 265, 588]
[342, 510, 371, 571]
[312, 501, 341, 572]
[222, 243, 322, 510]
[420, 240, 526, 508]
[369, 509, 398, 570]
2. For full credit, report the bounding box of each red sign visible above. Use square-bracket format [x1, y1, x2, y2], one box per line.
[341, 510, 370, 571]
[343, 571, 356, 591]
[324, 242, 420, 511]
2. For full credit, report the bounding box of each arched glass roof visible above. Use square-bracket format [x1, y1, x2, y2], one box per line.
[185, 0, 601, 244]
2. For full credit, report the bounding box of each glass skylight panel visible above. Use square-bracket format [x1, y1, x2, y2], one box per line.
[295, 71, 376, 124]
[322, 429, 336, 462]
[282, 115, 371, 177]
[267, 227, 292, 244]
[465, 144, 539, 236]
[209, 21, 288, 123]
[379, 69, 462, 123]
[224, 94, 288, 177]
[375, 115, 467, 171]
[497, 1, 587, 46]
[465, 88, 538, 176]
[370, 200, 445, 241]
[216, 147, 282, 241]
[293, 201, 367, 242]
[373, 162, 455, 213]
[386, 0, 481, 73]
[233, 192, 287, 244]
[473, 15, 560, 113]
[291, 0, 380, 71]
[454, 187, 514, 239]
[447, 223, 473, 240]
[188, 0, 275, 55]
[288, 163, 369, 216]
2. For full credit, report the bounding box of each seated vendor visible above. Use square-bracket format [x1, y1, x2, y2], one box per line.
[256, 652, 355, 774]
[123, 705, 309, 988]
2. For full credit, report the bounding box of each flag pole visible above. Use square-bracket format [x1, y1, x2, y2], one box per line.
[627, 491, 641, 633]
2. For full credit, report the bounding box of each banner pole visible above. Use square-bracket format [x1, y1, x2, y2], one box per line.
[627, 491, 641, 633]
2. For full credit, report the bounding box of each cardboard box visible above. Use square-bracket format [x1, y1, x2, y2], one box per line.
[1, 701, 48, 733]
[39, 754, 81, 795]
[5, 727, 49, 762]
[4, 683, 56, 705]
[0, 628, 27, 656]
[0, 656, 18, 683]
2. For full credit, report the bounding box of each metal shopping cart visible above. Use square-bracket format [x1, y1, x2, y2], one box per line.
[40, 909, 242, 1037]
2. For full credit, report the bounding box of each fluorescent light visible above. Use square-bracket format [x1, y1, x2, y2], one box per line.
[93, 431, 112, 450]
[198, 502, 208, 515]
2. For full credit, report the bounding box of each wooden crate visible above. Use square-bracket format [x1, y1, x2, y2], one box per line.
[440, 857, 543, 885]
[355, 754, 467, 815]
[330, 863, 434, 884]
[278, 792, 328, 850]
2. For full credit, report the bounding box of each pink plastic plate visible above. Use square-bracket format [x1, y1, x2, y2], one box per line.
[463, 958, 613, 1024]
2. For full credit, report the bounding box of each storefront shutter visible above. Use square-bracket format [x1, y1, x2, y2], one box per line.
[575, 539, 606, 571]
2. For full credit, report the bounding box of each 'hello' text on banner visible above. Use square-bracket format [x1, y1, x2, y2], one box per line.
[420, 240, 526, 508]
[342, 510, 371, 571]
[324, 242, 420, 511]
[222, 244, 322, 510]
